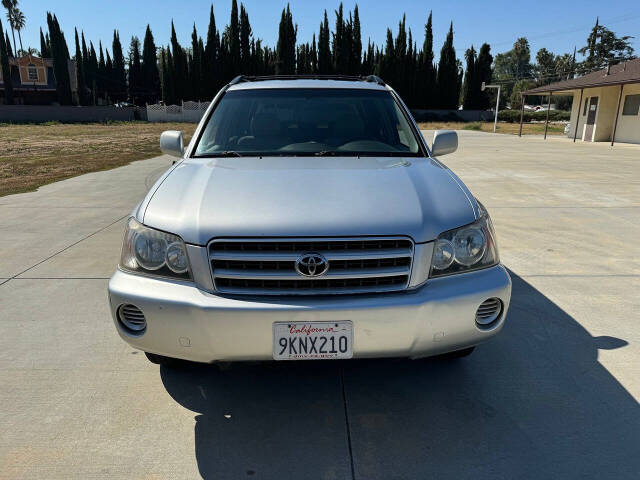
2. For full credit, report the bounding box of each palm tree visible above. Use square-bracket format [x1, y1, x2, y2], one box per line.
[1, 0, 17, 55]
[10, 6, 24, 54]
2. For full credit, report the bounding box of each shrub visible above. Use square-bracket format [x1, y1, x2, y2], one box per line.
[498, 109, 570, 123]
[463, 122, 482, 131]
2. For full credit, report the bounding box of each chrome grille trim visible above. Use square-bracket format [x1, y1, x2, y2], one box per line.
[209, 237, 414, 295]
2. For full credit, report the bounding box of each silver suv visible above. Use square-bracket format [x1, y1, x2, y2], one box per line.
[108, 75, 511, 366]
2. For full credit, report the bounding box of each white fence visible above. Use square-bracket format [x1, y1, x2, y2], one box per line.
[146, 101, 211, 122]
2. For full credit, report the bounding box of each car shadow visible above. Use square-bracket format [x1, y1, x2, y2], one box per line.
[161, 270, 639, 480]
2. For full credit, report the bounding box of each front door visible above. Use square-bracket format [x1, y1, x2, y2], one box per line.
[583, 96, 598, 141]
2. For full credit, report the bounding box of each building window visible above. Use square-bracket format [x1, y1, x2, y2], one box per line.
[28, 65, 38, 81]
[583, 98, 588, 115]
[622, 94, 640, 116]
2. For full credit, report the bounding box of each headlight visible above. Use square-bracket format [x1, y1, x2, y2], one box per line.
[120, 217, 191, 280]
[430, 205, 499, 278]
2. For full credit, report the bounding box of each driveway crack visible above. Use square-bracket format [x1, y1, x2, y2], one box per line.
[2, 214, 128, 285]
[340, 365, 356, 480]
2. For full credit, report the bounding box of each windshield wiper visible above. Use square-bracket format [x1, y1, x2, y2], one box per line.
[196, 151, 243, 158]
[314, 150, 340, 156]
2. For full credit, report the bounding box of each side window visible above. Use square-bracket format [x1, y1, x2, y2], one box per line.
[622, 94, 640, 116]
[391, 101, 418, 151]
[583, 98, 588, 116]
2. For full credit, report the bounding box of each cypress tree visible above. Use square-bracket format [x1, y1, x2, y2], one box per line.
[318, 11, 331, 73]
[88, 41, 98, 103]
[351, 5, 361, 75]
[128, 36, 141, 103]
[204, 5, 220, 98]
[219, 34, 228, 84]
[333, 3, 346, 72]
[39, 27, 49, 57]
[81, 32, 92, 102]
[239, 4, 252, 73]
[378, 29, 394, 85]
[5, 32, 12, 57]
[462, 45, 476, 109]
[141, 25, 159, 103]
[160, 47, 168, 103]
[362, 39, 374, 74]
[310, 33, 317, 73]
[105, 49, 113, 101]
[0, 20, 13, 104]
[111, 30, 126, 101]
[394, 15, 407, 91]
[98, 41, 105, 100]
[169, 21, 188, 100]
[421, 11, 436, 108]
[165, 45, 175, 104]
[74, 28, 88, 105]
[228, 0, 240, 74]
[198, 37, 206, 82]
[276, 4, 296, 75]
[81, 32, 89, 76]
[476, 43, 493, 109]
[190, 24, 201, 99]
[436, 22, 458, 109]
[47, 12, 72, 104]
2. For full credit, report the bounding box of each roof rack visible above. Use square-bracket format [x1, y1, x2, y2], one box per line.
[228, 74, 386, 86]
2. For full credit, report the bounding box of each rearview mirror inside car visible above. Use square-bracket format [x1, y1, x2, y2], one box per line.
[160, 130, 185, 158]
[431, 130, 458, 157]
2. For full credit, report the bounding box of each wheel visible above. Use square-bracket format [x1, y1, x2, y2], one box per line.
[435, 346, 475, 360]
[145, 352, 191, 368]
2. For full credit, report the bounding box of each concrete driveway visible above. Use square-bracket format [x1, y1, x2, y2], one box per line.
[1, 131, 639, 479]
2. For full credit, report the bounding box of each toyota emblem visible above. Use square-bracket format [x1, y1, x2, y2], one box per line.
[295, 252, 329, 277]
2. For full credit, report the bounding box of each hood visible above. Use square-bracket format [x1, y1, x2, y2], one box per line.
[141, 156, 477, 245]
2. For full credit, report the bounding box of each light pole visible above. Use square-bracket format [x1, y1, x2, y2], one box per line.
[481, 82, 501, 133]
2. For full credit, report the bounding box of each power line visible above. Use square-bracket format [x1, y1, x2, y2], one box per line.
[492, 12, 640, 48]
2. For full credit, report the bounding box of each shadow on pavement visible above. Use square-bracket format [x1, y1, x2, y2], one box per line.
[161, 271, 639, 480]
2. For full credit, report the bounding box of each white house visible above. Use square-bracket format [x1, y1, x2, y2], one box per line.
[522, 58, 640, 145]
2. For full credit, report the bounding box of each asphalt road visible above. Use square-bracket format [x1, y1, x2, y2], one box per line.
[1, 131, 639, 479]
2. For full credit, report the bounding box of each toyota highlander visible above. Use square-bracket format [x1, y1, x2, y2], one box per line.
[108, 75, 512, 367]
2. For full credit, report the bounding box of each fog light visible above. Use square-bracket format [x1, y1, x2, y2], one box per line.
[475, 298, 502, 327]
[118, 304, 147, 332]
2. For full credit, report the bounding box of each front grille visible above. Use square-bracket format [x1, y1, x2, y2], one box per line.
[209, 238, 414, 295]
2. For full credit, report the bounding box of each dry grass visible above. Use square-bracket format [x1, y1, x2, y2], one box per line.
[0, 121, 198, 197]
[0, 119, 567, 197]
[418, 121, 566, 135]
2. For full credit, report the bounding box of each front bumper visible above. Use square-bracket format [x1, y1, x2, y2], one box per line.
[108, 265, 511, 362]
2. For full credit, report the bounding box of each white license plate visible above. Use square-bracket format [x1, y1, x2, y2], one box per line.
[273, 321, 353, 360]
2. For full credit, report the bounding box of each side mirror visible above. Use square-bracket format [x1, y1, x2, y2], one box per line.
[431, 130, 458, 157]
[160, 130, 184, 158]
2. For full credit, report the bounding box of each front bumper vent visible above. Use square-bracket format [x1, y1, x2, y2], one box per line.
[209, 237, 414, 295]
[118, 304, 147, 332]
[475, 298, 503, 326]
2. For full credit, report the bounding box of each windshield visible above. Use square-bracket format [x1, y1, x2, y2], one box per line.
[193, 88, 422, 157]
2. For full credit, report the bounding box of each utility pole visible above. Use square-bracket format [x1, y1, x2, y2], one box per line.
[482, 82, 501, 133]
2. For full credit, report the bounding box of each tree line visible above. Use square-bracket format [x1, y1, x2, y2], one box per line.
[0, 1, 489, 109]
[0, 2, 635, 111]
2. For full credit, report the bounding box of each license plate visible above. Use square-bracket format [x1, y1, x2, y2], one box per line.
[273, 321, 353, 360]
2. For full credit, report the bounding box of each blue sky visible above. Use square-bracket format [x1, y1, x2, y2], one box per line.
[11, 0, 640, 62]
